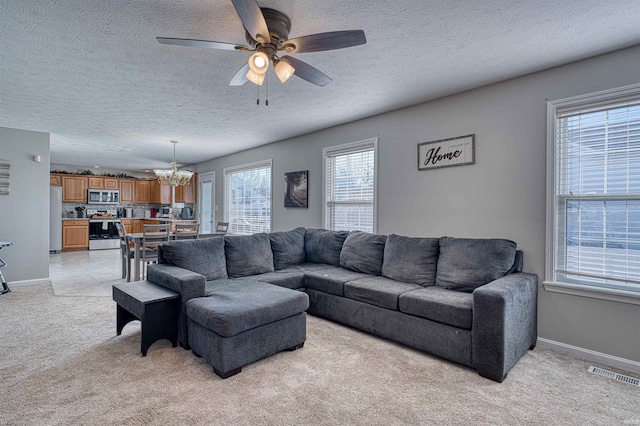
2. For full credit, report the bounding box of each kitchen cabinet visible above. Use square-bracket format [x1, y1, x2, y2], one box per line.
[136, 180, 151, 204]
[120, 219, 134, 235]
[150, 180, 171, 205]
[62, 220, 89, 251]
[50, 174, 61, 186]
[120, 179, 135, 204]
[175, 175, 197, 203]
[133, 220, 143, 234]
[89, 177, 119, 190]
[62, 176, 88, 203]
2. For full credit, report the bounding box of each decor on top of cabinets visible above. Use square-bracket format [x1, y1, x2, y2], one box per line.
[0, 160, 9, 195]
[284, 170, 308, 208]
[417, 134, 475, 171]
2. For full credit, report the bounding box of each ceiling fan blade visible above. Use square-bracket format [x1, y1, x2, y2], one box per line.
[157, 37, 247, 51]
[229, 63, 250, 86]
[230, 0, 271, 44]
[281, 56, 332, 87]
[282, 30, 366, 53]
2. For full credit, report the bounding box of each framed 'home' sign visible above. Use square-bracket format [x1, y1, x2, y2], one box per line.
[417, 134, 475, 171]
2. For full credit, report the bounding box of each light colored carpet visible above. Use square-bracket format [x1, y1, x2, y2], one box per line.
[1, 284, 638, 425]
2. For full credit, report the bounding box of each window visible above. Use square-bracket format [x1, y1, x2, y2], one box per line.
[323, 138, 377, 233]
[224, 160, 272, 235]
[547, 85, 640, 299]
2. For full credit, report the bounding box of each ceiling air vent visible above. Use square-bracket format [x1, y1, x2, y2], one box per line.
[588, 366, 640, 387]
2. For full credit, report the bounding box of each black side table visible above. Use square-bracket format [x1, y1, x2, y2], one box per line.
[112, 281, 180, 356]
[0, 241, 12, 295]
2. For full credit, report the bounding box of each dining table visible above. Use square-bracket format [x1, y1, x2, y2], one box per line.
[125, 232, 225, 281]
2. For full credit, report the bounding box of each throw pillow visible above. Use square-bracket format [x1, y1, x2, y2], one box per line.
[340, 231, 387, 275]
[381, 234, 439, 286]
[304, 228, 348, 266]
[435, 237, 517, 292]
[269, 227, 306, 270]
[161, 237, 227, 281]
[224, 233, 275, 277]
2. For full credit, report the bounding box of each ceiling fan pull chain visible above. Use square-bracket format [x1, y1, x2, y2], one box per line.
[257, 81, 260, 105]
[266, 73, 269, 106]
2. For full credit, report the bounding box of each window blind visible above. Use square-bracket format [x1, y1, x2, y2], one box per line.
[224, 161, 272, 235]
[554, 101, 640, 292]
[325, 140, 376, 233]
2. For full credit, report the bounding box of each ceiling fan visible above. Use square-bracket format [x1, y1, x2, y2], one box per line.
[157, 0, 366, 88]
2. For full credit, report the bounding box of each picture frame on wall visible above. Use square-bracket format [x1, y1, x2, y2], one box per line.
[284, 170, 308, 208]
[417, 134, 475, 171]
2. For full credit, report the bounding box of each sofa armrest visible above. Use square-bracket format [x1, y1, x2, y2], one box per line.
[147, 264, 206, 303]
[472, 272, 538, 382]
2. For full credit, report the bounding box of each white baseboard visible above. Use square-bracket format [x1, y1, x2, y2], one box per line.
[7, 278, 51, 288]
[537, 337, 640, 375]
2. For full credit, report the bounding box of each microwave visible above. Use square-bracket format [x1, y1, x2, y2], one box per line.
[88, 189, 120, 204]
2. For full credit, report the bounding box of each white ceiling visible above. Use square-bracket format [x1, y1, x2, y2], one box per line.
[2, 0, 640, 172]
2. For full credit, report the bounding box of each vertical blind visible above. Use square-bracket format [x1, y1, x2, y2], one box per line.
[224, 161, 272, 235]
[325, 141, 376, 233]
[554, 101, 640, 292]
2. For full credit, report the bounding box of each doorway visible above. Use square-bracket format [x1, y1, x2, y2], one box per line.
[199, 172, 215, 233]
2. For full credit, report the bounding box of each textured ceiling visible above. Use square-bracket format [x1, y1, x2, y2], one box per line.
[2, 0, 640, 171]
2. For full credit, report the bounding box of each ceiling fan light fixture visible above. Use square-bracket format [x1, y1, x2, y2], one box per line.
[275, 60, 295, 83]
[248, 51, 269, 75]
[245, 69, 265, 86]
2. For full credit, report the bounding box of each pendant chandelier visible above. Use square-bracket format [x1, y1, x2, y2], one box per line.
[153, 140, 194, 187]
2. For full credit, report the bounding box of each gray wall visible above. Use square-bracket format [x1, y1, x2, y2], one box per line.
[196, 45, 640, 362]
[0, 127, 50, 282]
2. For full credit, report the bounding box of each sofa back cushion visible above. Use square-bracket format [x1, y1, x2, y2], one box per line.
[381, 234, 439, 286]
[269, 227, 306, 270]
[304, 228, 348, 266]
[160, 237, 227, 281]
[436, 237, 517, 292]
[224, 233, 275, 277]
[340, 231, 387, 275]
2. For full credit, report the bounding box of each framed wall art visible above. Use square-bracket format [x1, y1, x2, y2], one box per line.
[0, 160, 10, 195]
[284, 170, 308, 208]
[417, 134, 475, 171]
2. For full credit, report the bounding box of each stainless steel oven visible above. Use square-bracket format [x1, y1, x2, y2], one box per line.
[89, 219, 121, 250]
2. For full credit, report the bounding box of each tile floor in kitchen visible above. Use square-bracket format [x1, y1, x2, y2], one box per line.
[50, 249, 127, 297]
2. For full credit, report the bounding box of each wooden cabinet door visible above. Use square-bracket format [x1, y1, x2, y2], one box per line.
[175, 176, 196, 203]
[104, 178, 119, 190]
[62, 176, 88, 203]
[50, 174, 61, 186]
[120, 179, 135, 204]
[136, 181, 151, 204]
[121, 219, 134, 234]
[133, 220, 143, 234]
[88, 177, 103, 189]
[62, 221, 89, 250]
[150, 180, 171, 204]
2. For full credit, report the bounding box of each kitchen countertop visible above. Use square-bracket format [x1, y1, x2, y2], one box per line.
[62, 217, 196, 221]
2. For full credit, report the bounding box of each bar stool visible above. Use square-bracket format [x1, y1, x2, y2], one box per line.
[0, 241, 13, 295]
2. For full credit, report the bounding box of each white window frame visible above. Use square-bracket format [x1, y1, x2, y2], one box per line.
[223, 159, 272, 235]
[545, 83, 640, 306]
[322, 137, 378, 233]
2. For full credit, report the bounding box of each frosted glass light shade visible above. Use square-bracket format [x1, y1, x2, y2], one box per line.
[248, 52, 269, 75]
[246, 69, 265, 86]
[275, 60, 295, 83]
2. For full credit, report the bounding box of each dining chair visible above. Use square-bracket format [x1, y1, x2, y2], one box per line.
[140, 224, 171, 278]
[115, 223, 134, 282]
[216, 221, 229, 235]
[173, 223, 200, 240]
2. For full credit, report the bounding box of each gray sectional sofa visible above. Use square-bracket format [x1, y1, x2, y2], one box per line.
[147, 227, 537, 382]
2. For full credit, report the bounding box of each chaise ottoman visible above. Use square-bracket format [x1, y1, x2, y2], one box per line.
[186, 280, 309, 378]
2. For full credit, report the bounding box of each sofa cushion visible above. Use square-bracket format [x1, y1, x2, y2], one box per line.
[340, 231, 387, 275]
[160, 237, 227, 281]
[304, 228, 348, 266]
[293, 262, 337, 274]
[399, 287, 473, 330]
[224, 233, 275, 278]
[236, 269, 306, 290]
[269, 227, 306, 270]
[304, 266, 370, 296]
[344, 276, 421, 311]
[435, 237, 517, 292]
[381, 234, 439, 286]
[187, 280, 309, 337]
